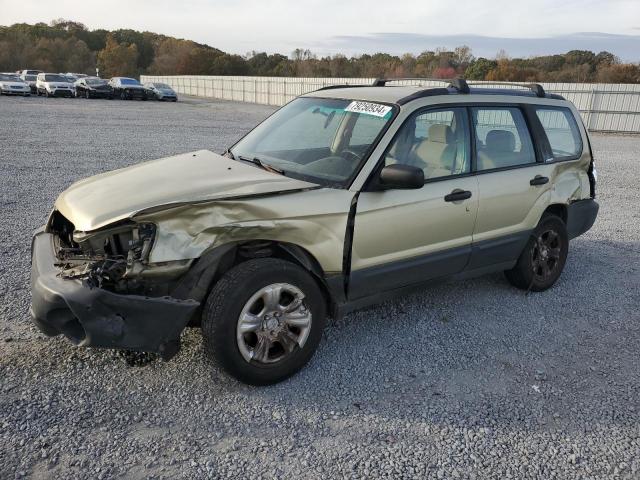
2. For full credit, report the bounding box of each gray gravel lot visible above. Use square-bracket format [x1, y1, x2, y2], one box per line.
[1, 94, 639, 479]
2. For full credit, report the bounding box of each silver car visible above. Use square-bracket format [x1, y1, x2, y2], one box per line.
[144, 82, 178, 101]
[0, 73, 31, 96]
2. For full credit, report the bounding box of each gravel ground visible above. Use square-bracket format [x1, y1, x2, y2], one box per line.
[1, 94, 639, 479]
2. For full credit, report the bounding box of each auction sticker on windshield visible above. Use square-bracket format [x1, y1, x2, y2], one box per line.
[345, 100, 393, 117]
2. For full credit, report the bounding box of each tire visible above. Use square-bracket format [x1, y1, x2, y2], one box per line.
[202, 258, 326, 385]
[85, 90, 91, 99]
[505, 214, 568, 292]
[120, 91, 127, 100]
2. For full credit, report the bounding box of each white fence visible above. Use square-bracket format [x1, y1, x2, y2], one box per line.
[141, 75, 640, 133]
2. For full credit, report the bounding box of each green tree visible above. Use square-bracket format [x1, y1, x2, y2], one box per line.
[464, 58, 497, 80]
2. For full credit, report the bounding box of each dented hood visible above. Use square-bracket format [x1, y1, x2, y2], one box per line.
[55, 150, 318, 231]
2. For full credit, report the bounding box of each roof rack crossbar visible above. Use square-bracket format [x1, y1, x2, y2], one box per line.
[372, 77, 470, 93]
[466, 81, 546, 98]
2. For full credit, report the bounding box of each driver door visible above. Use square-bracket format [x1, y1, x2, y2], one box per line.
[349, 107, 479, 300]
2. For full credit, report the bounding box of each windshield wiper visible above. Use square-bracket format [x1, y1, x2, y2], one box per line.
[237, 155, 285, 175]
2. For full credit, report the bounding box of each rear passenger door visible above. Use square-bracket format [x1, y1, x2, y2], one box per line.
[469, 105, 554, 270]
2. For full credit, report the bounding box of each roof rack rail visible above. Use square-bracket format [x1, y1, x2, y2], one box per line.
[372, 77, 470, 93]
[466, 81, 546, 98]
[315, 83, 372, 91]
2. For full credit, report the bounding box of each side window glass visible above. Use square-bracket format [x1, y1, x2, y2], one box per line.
[384, 108, 470, 180]
[535, 108, 583, 160]
[473, 107, 536, 171]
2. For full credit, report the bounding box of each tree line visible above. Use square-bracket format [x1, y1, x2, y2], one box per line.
[1, 20, 639, 83]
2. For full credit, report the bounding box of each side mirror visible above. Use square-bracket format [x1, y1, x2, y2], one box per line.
[379, 164, 424, 189]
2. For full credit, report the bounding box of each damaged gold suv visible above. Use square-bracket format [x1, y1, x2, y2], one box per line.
[31, 79, 598, 385]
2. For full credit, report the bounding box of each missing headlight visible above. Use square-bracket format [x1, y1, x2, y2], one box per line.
[53, 218, 157, 290]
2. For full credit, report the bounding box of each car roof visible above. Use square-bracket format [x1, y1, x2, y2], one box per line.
[306, 86, 422, 104]
[305, 81, 566, 106]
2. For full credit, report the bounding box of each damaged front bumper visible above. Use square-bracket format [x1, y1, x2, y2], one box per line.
[30, 229, 199, 360]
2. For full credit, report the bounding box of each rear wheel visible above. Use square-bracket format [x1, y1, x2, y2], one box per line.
[505, 214, 568, 291]
[202, 258, 326, 385]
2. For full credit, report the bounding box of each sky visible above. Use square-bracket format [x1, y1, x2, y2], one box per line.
[2, 0, 639, 59]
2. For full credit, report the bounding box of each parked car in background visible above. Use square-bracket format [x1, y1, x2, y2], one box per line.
[18, 69, 42, 78]
[19, 69, 42, 75]
[36, 73, 75, 98]
[143, 82, 178, 101]
[30, 79, 598, 385]
[0, 73, 31, 96]
[19, 70, 42, 93]
[109, 77, 147, 100]
[20, 73, 38, 93]
[74, 77, 113, 99]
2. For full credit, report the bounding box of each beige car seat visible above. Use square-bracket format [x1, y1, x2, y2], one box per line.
[411, 124, 457, 178]
[477, 130, 518, 170]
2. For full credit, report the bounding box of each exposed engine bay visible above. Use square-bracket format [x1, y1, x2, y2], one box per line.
[48, 211, 190, 295]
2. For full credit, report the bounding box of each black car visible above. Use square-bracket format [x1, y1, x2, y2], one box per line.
[74, 77, 113, 99]
[108, 77, 147, 100]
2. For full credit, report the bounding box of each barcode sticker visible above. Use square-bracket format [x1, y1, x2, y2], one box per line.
[345, 101, 392, 117]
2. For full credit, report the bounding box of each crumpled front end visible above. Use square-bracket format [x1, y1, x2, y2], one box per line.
[30, 212, 199, 359]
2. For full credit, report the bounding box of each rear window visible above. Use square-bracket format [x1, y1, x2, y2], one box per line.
[44, 74, 69, 82]
[120, 78, 140, 86]
[535, 107, 583, 160]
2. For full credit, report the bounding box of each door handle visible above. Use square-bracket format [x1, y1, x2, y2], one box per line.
[530, 175, 549, 186]
[444, 189, 472, 202]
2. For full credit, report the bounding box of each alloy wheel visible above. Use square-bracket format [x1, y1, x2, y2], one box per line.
[531, 229, 562, 282]
[236, 283, 312, 364]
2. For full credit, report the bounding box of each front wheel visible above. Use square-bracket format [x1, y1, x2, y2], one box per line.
[202, 258, 326, 385]
[505, 214, 568, 291]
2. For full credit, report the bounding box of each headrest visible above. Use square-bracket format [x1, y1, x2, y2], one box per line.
[428, 124, 453, 144]
[486, 130, 515, 152]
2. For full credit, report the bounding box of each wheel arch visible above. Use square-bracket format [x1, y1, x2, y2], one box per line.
[172, 239, 340, 325]
[542, 203, 568, 224]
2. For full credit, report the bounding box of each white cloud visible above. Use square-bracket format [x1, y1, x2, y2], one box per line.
[1, 0, 638, 56]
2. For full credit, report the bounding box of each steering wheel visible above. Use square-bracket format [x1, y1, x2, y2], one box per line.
[340, 149, 362, 163]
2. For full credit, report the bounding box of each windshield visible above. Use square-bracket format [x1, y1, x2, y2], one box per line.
[0, 74, 20, 81]
[86, 78, 107, 86]
[44, 74, 69, 83]
[24, 75, 36, 81]
[230, 97, 395, 187]
[154, 83, 172, 89]
[121, 78, 140, 86]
